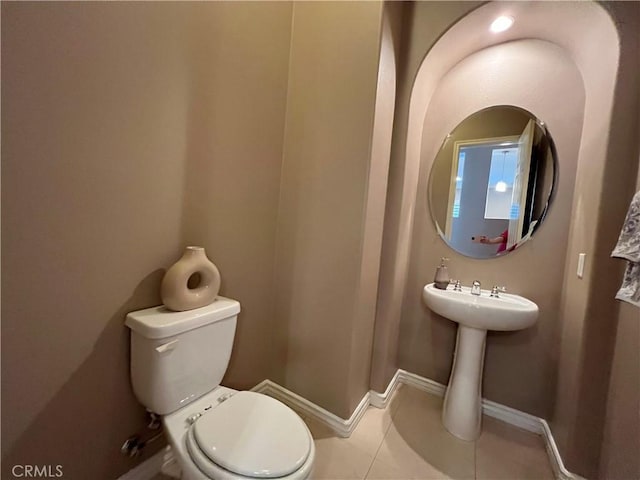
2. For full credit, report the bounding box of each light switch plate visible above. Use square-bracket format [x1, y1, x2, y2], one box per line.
[577, 253, 586, 278]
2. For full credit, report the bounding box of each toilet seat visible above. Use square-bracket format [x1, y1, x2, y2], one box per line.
[185, 391, 312, 479]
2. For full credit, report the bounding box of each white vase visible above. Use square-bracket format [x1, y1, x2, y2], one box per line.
[161, 246, 221, 312]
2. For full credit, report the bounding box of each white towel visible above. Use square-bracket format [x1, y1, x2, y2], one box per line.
[612, 191, 640, 307]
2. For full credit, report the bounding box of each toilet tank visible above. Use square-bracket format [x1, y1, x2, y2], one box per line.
[125, 297, 240, 415]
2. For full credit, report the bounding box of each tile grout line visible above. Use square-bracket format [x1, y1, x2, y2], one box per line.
[362, 419, 391, 479]
[363, 388, 409, 479]
[362, 411, 394, 479]
[474, 436, 478, 480]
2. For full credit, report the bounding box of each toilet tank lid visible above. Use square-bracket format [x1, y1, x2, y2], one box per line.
[125, 297, 240, 339]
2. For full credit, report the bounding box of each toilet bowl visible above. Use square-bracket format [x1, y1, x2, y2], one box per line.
[125, 298, 315, 479]
[163, 388, 315, 480]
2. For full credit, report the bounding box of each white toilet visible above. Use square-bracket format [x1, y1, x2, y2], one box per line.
[125, 297, 315, 480]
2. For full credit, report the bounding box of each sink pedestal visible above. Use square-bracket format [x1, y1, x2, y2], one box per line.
[422, 283, 539, 441]
[442, 325, 487, 441]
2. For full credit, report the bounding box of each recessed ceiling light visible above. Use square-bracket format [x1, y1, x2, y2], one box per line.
[490, 16, 514, 33]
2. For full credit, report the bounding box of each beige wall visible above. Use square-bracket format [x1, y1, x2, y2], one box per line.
[177, 4, 293, 389]
[4, 2, 636, 479]
[600, 149, 640, 480]
[550, 3, 639, 477]
[372, 0, 482, 393]
[599, 302, 640, 480]
[371, 2, 639, 479]
[273, 1, 384, 418]
[348, 1, 398, 413]
[1, 2, 292, 478]
[400, 39, 584, 418]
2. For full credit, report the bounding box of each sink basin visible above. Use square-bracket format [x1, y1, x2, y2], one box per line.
[422, 283, 539, 441]
[422, 283, 538, 331]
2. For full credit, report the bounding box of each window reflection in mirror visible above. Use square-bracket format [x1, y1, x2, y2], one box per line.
[428, 106, 556, 259]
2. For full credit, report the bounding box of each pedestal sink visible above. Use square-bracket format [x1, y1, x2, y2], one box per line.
[422, 283, 539, 441]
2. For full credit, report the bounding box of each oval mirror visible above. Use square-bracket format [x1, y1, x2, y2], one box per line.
[428, 106, 556, 259]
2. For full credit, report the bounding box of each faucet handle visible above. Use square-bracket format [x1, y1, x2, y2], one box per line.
[490, 286, 507, 297]
[449, 279, 462, 291]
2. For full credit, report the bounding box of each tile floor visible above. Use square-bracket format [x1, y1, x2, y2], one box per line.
[304, 385, 554, 480]
[152, 384, 555, 480]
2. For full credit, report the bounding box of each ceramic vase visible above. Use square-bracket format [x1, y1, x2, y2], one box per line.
[161, 246, 221, 312]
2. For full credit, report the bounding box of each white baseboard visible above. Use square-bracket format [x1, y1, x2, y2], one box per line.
[369, 369, 401, 408]
[540, 419, 586, 480]
[481, 398, 543, 434]
[369, 369, 446, 408]
[117, 449, 165, 480]
[251, 379, 370, 438]
[398, 369, 448, 397]
[119, 370, 582, 480]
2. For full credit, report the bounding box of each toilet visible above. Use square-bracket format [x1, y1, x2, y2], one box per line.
[125, 297, 315, 480]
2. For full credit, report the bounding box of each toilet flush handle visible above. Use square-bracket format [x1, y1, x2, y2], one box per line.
[155, 339, 179, 354]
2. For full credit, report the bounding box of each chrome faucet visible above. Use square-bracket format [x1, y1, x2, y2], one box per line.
[449, 279, 462, 292]
[490, 286, 507, 298]
[471, 280, 481, 296]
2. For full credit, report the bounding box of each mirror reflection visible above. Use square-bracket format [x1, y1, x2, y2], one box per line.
[428, 106, 556, 259]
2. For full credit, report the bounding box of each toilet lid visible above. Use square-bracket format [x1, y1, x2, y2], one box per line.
[192, 391, 311, 478]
